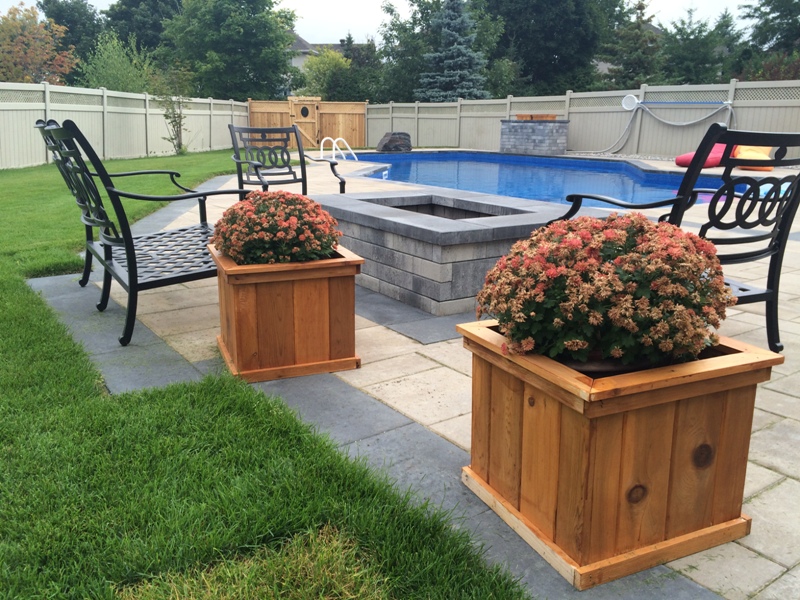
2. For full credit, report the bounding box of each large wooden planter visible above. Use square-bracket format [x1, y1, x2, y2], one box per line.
[456, 320, 784, 590]
[210, 245, 364, 382]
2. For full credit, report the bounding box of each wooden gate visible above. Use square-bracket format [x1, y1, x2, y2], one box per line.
[249, 98, 367, 150]
[288, 96, 321, 147]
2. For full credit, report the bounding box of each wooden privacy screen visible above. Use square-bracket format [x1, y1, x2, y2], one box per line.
[249, 97, 367, 150]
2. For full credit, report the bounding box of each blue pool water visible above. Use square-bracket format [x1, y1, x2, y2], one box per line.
[354, 151, 722, 206]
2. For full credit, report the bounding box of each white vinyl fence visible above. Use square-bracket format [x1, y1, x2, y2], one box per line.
[366, 79, 800, 158]
[0, 82, 249, 170]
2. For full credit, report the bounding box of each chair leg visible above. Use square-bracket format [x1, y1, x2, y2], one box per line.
[78, 251, 93, 287]
[96, 269, 112, 311]
[765, 298, 784, 353]
[119, 288, 138, 346]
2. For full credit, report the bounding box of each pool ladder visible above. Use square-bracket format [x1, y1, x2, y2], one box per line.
[319, 137, 357, 161]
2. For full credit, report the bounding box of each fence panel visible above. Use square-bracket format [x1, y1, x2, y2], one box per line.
[365, 80, 800, 157]
[0, 82, 249, 170]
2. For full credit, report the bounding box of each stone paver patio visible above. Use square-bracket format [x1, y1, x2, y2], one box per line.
[31, 155, 800, 599]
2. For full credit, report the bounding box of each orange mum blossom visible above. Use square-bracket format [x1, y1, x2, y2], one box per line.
[476, 212, 736, 366]
[212, 190, 342, 265]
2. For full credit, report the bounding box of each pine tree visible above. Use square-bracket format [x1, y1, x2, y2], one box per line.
[414, 0, 489, 102]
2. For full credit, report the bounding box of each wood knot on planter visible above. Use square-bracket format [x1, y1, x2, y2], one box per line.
[527, 396, 535, 407]
[626, 484, 648, 504]
[693, 443, 715, 469]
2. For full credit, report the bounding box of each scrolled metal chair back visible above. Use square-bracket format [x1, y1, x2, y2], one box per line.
[36, 119, 121, 245]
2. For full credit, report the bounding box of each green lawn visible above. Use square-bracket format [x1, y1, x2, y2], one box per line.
[0, 151, 529, 599]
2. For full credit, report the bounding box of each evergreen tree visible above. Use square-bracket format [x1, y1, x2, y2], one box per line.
[339, 34, 383, 102]
[414, 0, 489, 102]
[740, 0, 800, 53]
[660, 9, 720, 84]
[712, 9, 746, 81]
[599, 1, 663, 89]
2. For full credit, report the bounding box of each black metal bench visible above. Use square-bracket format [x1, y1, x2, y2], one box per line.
[37, 118, 245, 346]
[229, 124, 346, 200]
[560, 122, 800, 352]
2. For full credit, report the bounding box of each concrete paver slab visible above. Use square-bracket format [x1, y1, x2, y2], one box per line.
[668, 542, 785, 600]
[754, 565, 800, 599]
[335, 352, 440, 388]
[740, 478, 800, 567]
[417, 338, 473, 375]
[354, 325, 421, 364]
[744, 461, 785, 500]
[363, 366, 472, 426]
[429, 413, 471, 450]
[749, 418, 800, 479]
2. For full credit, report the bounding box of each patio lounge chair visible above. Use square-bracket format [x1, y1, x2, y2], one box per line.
[36, 118, 246, 346]
[229, 124, 346, 200]
[559, 122, 800, 352]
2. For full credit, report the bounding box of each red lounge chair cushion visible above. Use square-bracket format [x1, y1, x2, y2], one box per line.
[675, 143, 727, 168]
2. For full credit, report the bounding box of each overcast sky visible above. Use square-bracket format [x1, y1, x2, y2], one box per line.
[1, 0, 749, 44]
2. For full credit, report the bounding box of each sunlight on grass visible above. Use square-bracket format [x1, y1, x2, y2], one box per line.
[117, 525, 389, 600]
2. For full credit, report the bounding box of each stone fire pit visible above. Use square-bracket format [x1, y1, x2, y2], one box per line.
[316, 189, 568, 315]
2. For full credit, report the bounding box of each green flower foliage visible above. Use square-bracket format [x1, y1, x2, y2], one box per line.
[477, 213, 736, 365]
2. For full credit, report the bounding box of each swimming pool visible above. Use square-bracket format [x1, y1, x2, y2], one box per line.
[354, 151, 722, 206]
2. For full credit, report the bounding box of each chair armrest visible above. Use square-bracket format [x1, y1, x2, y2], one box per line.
[559, 193, 681, 221]
[107, 187, 247, 203]
[100, 169, 194, 193]
[107, 187, 248, 224]
[304, 156, 346, 193]
[306, 156, 339, 167]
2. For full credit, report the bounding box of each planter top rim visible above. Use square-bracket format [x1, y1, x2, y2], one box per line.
[208, 244, 364, 274]
[457, 319, 784, 406]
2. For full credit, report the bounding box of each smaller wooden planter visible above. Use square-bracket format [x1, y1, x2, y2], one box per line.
[457, 320, 783, 590]
[209, 245, 364, 382]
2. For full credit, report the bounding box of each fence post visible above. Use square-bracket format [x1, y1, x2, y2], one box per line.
[209, 97, 214, 150]
[42, 82, 50, 163]
[727, 79, 738, 127]
[101, 87, 108, 159]
[389, 101, 394, 134]
[506, 95, 512, 120]
[565, 90, 572, 120]
[144, 92, 150, 156]
[415, 101, 420, 146]
[457, 98, 463, 149]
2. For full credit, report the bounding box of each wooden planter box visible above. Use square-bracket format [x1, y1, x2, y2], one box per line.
[209, 245, 364, 382]
[456, 320, 783, 590]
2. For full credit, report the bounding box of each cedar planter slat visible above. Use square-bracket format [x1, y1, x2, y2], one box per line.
[210, 245, 364, 382]
[456, 320, 784, 590]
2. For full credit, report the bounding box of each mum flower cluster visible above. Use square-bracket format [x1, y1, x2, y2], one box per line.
[477, 212, 736, 365]
[212, 190, 342, 265]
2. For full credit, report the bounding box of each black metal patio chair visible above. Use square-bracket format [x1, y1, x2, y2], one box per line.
[228, 123, 346, 200]
[558, 122, 800, 352]
[37, 118, 246, 346]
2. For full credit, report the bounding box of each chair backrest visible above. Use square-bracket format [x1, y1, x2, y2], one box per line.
[36, 119, 124, 248]
[671, 124, 800, 269]
[228, 124, 309, 196]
